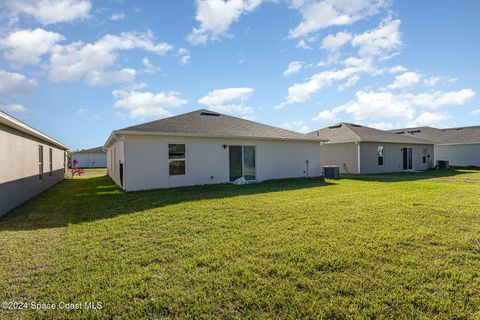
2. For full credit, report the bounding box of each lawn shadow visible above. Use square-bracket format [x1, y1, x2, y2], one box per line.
[342, 168, 476, 183]
[0, 175, 334, 232]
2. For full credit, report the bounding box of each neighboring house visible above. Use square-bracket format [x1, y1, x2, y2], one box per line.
[308, 123, 434, 174]
[0, 111, 68, 216]
[390, 126, 480, 167]
[71, 146, 107, 168]
[103, 109, 325, 191]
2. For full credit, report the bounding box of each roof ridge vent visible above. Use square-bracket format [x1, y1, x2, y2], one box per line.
[328, 124, 342, 129]
[350, 124, 362, 127]
[200, 111, 220, 117]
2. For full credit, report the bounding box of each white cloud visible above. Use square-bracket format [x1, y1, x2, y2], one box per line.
[283, 61, 304, 77]
[49, 31, 173, 84]
[176, 48, 190, 65]
[352, 19, 402, 58]
[1, 28, 65, 66]
[283, 120, 310, 133]
[321, 31, 352, 51]
[296, 39, 312, 49]
[368, 121, 394, 130]
[77, 108, 88, 115]
[410, 89, 476, 109]
[198, 87, 254, 115]
[113, 90, 188, 118]
[472, 109, 480, 116]
[276, 58, 380, 108]
[0, 70, 37, 101]
[187, 0, 262, 45]
[388, 71, 421, 89]
[141, 58, 160, 74]
[406, 112, 449, 127]
[110, 12, 126, 21]
[388, 65, 407, 74]
[0, 104, 30, 114]
[317, 88, 475, 125]
[313, 110, 335, 122]
[4, 0, 92, 24]
[339, 75, 360, 91]
[85, 68, 136, 86]
[423, 76, 457, 87]
[288, 0, 388, 39]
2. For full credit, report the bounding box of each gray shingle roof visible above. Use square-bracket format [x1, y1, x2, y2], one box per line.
[308, 123, 434, 144]
[72, 146, 106, 154]
[390, 125, 480, 144]
[116, 109, 322, 141]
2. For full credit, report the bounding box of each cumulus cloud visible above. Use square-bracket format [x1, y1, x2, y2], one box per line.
[288, 0, 388, 39]
[406, 112, 450, 127]
[321, 31, 352, 51]
[1, 28, 65, 66]
[198, 87, 254, 115]
[0, 70, 37, 101]
[283, 120, 310, 133]
[283, 61, 304, 77]
[187, 0, 262, 45]
[0, 104, 30, 114]
[388, 71, 421, 89]
[388, 65, 407, 74]
[176, 48, 190, 65]
[49, 31, 172, 85]
[4, 0, 92, 24]
[314, 89, 475, 125]
[112, 90, 188, 118]
[352, 19, 402, 58]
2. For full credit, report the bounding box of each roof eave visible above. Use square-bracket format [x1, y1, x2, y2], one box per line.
[0, 111, 69, 150]
[113, 130, 328, 142]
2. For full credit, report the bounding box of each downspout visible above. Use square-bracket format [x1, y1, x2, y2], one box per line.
[356, 141, 361, 174]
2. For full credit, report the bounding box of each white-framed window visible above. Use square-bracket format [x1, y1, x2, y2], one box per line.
[168, 143, 186, 176]
[377, 146, 384, 166]
[422, 148, 428, 164]
[38, 145, 44, 181]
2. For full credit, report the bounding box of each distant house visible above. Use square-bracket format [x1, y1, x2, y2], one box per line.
[391, 126, 480, 167]
[103, 109, 325, 191]
[308, 123, 434, 174]
[0, 111, 68, 215]
[71, 146, 107, 168]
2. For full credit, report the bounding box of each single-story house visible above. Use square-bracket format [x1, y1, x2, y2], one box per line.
[390, 126, 480, 167]
[0, 111, 69, 216]
[71, 146, 107, 168]
[104, 109, 325, 191]
[308, 123, 434, 174]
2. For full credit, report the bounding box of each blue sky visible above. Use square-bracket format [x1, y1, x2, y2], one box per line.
[0, 0, 479, 150]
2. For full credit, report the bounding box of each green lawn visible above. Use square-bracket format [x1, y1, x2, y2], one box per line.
[1, 169, 480, 319]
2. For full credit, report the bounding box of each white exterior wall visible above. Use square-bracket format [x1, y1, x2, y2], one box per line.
[435, 144, 480, 167]
[71, 152, 107, 168]
[0, 123, 66, 215]
[106, 138, 125, 187]
[110, 135, 322, 191]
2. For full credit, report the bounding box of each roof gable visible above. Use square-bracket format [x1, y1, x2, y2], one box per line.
[309, 122, 434, 144]
[390, 125, 480, 144]
[116, 109, 322, 141]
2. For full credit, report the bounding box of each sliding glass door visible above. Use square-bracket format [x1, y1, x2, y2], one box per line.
[229, 146, 256, 181]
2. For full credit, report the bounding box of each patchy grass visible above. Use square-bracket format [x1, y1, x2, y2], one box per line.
[0, 169, 480, 319]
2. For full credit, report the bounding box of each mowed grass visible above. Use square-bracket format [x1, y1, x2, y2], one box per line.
[0, 170, 480, 319]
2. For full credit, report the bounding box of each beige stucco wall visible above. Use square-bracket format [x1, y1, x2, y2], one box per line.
[360, 142, 434, 174]
[434, 144, 480, 167]
[107, 135, 322, 191]
[320, 142, 359, 174]
[0, 123, 66, 215]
